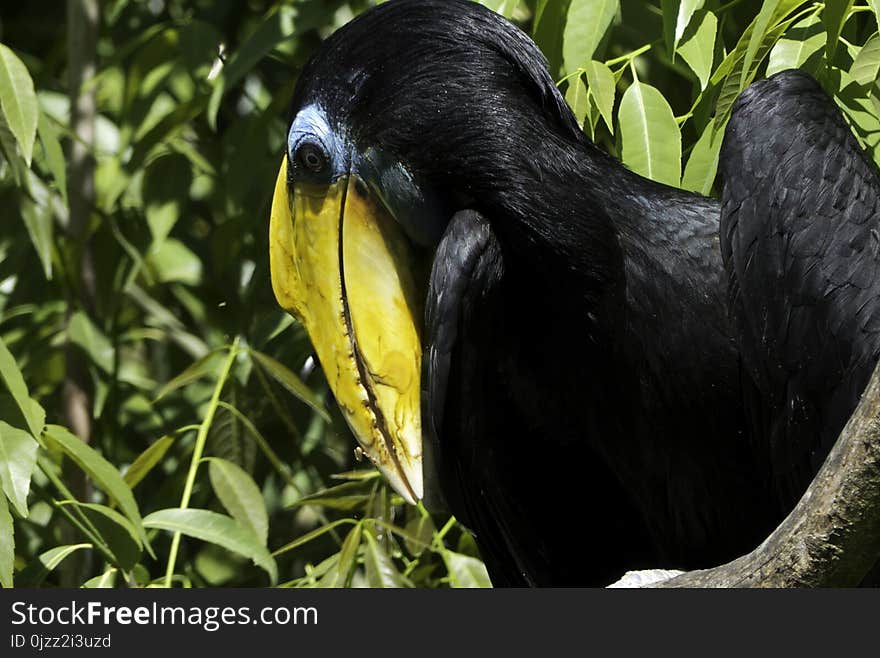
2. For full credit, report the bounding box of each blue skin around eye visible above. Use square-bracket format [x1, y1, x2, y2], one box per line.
[288, 105, 447, 248]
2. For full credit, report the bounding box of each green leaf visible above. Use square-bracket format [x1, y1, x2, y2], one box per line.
[65, 502, 142, 571]
[36, 110, 67, 207]
[320, 522, 361, 587]
[740, 0, 781, 89]
[823, 0, 855, 61]
[0, 335, 45, 439]
[249, 348, 331, 421]
[533, 0, 569, 77]
[272, 518, 358, 557]
[43, 425, 152, 555]
[619, 80, 681, 187]
[478, 0, 519, 18]
[364, 531, 411, 588]
[124, 436, 174, 489]
[851, 33, 880, 86]
[677, 11, 717, 90]
[675, 0, 705, 47]
[145, 238, 203, 286]
[443, 550, 492, 588]
[766, 15, 825, 77]
[870, 0, 880, 27]
[681, 119, 726, 194]
[565, 75, 589, 129]
[143, 508, 277, 584]
[20, 198, 53, 280]
[207, 6, 298, 129]
[288, 480, 373, 511]
[0, 420, 39, 517]
[154, 348, 226, 401]
[68, 311, 114, 374]
[18, 544, 92, 586]
[0, 44, 37, 164]
[584, 60, 616, 134]
[206, 457, 268, 546]
[0, 493, 13, 587]
[563, 0, 619, 72]
[82, 568, 118, 588]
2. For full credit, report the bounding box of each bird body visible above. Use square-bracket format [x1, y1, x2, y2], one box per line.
[269, 0, 880, 586]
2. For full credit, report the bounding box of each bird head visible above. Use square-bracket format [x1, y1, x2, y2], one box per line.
[269, 0, 584, 503]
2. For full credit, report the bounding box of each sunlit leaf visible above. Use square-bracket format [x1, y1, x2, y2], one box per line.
[563, 0, 619, 71]
[766, 15, 825, 77]
[681, 119, 726, 194]
[677, 10, 717, 90]
[36, 109, 67, 207]
[0, 44, 37, 164]
[619, 80, 681, 186]
[82, 568, 118, 588]
[144, 508, 277, 584]
[207, 457, 268, 546]
[584, 60, 616, 134]
[675, 0, 704, 48]
[154, 348, 226, 401]
[0, 420, 39, 517]
[18, 544, 92, 586]
[20, 198, 53, 280]
[851, 34, 880, 86]
[565, 75, 589, 129]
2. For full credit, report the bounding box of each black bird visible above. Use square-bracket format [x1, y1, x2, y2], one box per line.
[268, 0, 880, 586]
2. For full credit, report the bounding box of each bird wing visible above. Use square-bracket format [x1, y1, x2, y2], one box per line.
[719, 69, 880, 506]
[422, 209, 540, 586]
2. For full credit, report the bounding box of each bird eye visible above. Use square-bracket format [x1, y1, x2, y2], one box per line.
[296, 142, 328, 174]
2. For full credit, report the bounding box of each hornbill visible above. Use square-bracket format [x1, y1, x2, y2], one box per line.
[268, 0, 880, 586]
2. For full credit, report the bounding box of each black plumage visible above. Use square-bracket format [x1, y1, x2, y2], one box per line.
[285, 0, 880, 585]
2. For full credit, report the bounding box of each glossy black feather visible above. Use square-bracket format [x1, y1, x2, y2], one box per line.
[720, 70, 880, 509]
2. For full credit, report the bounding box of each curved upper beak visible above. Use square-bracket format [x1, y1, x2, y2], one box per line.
[269, 158, 424, 504]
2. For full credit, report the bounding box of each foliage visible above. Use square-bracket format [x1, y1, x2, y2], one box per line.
[0, 0, 877, 588]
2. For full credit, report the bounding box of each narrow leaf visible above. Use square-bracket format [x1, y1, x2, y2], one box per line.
[0, 493, 13, 587]
[565, 75, 589, 129]
[0, 335, 45, 439]
[675, 0, 705, 48]
[322, 522, 361, 587]
[823, 0, 855, 61]
[0, 420, 38, 517]
[36, 110, 67, 207]
[740, 0, 781, 89]
[154, 348, 225, 401]
[584, 60, 616, 133]
[18, 544, 91, 586]
[364, 531, 411, 588]
[65, 502, 142, 571]
[619, 81, 681, 186]
[249, 348, 331, 421]
[124, 436, 174, 489]
[207, 457, 269, 546]
[0, 44, 37, 164]
[677, 11, 717, 90]
[68, 311, 114, 374]
[681, 119, 726, 194]
[143, 508, 277, 584]
[44, 425, 152, 555]
[82, 568, 118, 588]
[20, 198, 53, 280]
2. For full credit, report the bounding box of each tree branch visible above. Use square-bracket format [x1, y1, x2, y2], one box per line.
[654, 361, 880, 587]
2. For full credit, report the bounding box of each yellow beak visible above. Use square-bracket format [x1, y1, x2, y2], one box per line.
[269, 158, 424, 504]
